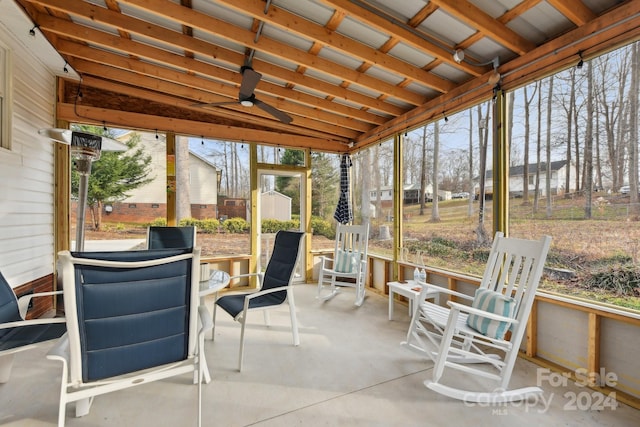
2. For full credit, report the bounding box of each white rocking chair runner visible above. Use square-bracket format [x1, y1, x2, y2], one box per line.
[401, 232, 552, 403]
[317, 224, 369, 306]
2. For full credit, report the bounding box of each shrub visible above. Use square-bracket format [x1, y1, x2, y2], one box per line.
[178, 217, 199, 227]
[197, 218, 220, 234]
[150, 217, 167, 226]
[311, 216, 335, 239]
[224, 217, 249, 233]
[261, 219, 300, 233]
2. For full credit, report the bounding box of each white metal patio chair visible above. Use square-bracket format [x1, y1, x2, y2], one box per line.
[50, 248, 211, 426]
[317, 224, 369, 306]
[0, 271, 66, 383]
[401, 232, 552, 403]
[147, 225, 196, 250]
[213, 230, 304, 371]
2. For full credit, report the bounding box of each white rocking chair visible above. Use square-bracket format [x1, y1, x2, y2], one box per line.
[317, 224, 369, 306]
[401, 232, 552, 403]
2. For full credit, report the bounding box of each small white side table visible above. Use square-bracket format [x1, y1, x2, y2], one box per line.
[387, 281, 439, 320]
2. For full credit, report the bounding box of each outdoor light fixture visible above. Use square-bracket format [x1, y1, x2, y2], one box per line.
[577, 51, 584, 69]
[487, 57, 501, 85]
[453, 49, 501, 85]
[63, 62, 69, 73]
[38, 128, 127, 250]
[453, 49, 464, 63]
[29, 25, 38, 37]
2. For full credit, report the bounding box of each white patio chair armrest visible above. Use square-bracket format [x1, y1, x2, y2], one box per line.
[0, 317, 66, 330]
[46, 333, 69, 362]
[417, 282, 474, 301]
[319, 255, 334, 268]
[17, 290, 63, 319]
[244, 285, 289, 300]
[447, 300, 520, 325]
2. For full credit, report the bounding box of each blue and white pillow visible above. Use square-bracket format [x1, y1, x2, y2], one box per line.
[466, 288, 516, 340]
[335, 249, 359, 273]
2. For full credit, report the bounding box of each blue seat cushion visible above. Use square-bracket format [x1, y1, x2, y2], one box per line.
[216, 292, 286, 319]
[0, 323, 66, 351]
[70, 250, 193, 381]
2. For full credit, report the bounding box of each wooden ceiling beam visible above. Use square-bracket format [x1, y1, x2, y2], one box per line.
[117, 0, 426, 105]
[57, 103, 349, 152]
[73, 72, 359, 141]
[62, 50, 374, 135]
[216, 0, 456, 93]
[70, 63, 363, 140]
[38, 17, 385, 131]
[429, 0, 536, 55]
[547, 0, 597, 26]
[355, 0, 640, 149]
[26, 0, 404, 117]
[318, 0, 487, 76]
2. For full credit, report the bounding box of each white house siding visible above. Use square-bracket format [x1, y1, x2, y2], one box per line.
[121, 132, 168, 204]
[189, 155, 217, 204]
[0, 18, 56, 287]
[121, 132, 217, 205]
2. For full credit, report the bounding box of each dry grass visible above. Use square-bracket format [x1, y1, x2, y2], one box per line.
[375, 195, 640, 310]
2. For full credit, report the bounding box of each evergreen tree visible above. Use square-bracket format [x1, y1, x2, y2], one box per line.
[71, 126, 153, 230]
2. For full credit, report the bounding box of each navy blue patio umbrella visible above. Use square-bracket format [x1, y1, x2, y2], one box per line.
[334, 154, 353, 224]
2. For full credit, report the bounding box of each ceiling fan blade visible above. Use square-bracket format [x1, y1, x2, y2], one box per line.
[254, 99, 293, 124]
[239, 66, 262, 99]
[191, 100, 241, 108]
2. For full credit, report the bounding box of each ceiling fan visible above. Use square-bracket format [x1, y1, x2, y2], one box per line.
[194, 65, 293, 125]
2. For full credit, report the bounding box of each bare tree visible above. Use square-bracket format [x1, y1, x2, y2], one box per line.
[629, 42, 640, 216]
[546, 75, 554, 218]
[522, 83, 538, 205]
[419, 124, 428, 216]
[585, 60, 594, 219]
[176, 135, 191, 221]
[476, 102, 490, 243]
[534, 81, 542, 213]
[431, 121, 441, 222]
[468, 110, 474, 217]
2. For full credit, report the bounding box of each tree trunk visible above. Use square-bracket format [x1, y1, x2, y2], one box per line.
[585, 60, 594, 219]
[431, 121, 441, 222]
[176, 135, 191, 222]
[546, 75, 554, 218]
[629, 42, 640, 217]
[534, 81, 542, 213]
[419, 124, 428, 216]
[468, 110, 474, 217]
[566, 69, 575, 198]
[476, 103, 489, 243]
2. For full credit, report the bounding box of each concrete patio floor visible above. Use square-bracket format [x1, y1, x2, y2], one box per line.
[1, 284, 639, 426]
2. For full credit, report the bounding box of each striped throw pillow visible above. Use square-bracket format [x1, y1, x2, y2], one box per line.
[466, 288, 516, 340]
[335, 249, 358, 273]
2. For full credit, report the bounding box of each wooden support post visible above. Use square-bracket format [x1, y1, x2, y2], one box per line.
[588, 312, 601, 386]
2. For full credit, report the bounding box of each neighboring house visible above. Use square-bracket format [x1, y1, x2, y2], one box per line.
[102, 131, 219, 222]
[376, 183, 451, 205]
[480, 160, 577, 198]
[260, 190, 291, 221]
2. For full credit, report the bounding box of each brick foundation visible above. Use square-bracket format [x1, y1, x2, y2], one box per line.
[12, 274, 57, 319]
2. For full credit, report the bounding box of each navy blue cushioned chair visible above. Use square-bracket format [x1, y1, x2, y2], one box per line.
[49, 248, 211, 427]
[214, 230, 304, 371]
[0, 270, 66, 383]
[147, 226, 196, 250]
